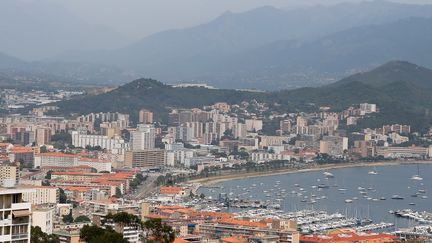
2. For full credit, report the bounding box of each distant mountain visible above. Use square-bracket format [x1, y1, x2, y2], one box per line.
[55, 1, 432, 89]
[54, 61, 432, 131]
[0, 0, 126, 59]
[332, 61, 432, 89]
[220, 17, 432, 90]
[0, 52, 138, 89]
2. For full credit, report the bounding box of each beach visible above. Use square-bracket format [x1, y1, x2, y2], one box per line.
[190, 160, 432, 186]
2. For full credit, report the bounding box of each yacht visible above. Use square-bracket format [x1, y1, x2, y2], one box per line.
[411, 175, 423, 181]
[391, 195, 404, 200]
[368, 170, 379, 175]
[345, 199, 353, 203]
[323, 172, 334, 178]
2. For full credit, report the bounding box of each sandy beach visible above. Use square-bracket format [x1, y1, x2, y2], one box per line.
[189, 160, 432, 186]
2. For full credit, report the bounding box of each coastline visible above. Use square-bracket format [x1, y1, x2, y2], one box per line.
[189, 160, 432, 186]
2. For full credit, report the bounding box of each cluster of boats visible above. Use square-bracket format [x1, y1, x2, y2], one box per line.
[233, 208, 393, 234]
[391, 209, 432, 224]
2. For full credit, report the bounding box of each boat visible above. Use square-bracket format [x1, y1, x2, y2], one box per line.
[323, 172, 334, 178]
[409, 203, 416, 206]
[318, 184, 329, 189]
[421, 195, 428, 199]
[345, 199, 353, 203]
[380, 197, 386, 200]
[368, 170, 379, 175]
[391, 195, 404, 200]
[410, 164, 423, 180]
[411, 175, 423, 181]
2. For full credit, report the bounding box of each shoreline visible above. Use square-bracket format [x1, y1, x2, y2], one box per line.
[189, 160, 432, 186]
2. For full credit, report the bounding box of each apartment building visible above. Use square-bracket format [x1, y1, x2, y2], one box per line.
[22, 186, 59, 205]
[0, 164, 19, 185]
[0, 187, 34, 243]
[124, 149, 165, 168]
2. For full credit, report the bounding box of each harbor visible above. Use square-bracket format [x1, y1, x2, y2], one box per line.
[198, 163, 432, 229]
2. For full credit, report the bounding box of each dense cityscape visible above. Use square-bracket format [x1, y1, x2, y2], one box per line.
[0, 84, 432, 242]
[2, 0, 432, 242]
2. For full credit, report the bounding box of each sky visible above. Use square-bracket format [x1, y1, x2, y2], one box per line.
[52, 0, 432, 41]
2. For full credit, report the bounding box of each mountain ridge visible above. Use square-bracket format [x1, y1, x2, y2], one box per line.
[52, 61, 432, 131]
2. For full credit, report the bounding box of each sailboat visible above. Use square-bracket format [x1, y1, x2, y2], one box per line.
[410, 164, 423, 181]
[323, 171, 334, 178]
[368, 167, 379, 175]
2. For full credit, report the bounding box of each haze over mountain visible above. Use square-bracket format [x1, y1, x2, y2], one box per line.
[0, 51, 138, 88]
[0, 0, 127, 59]
[2, 0, 432, 90]
[54, 61, 432, 130]
[51, 0, 432, 90]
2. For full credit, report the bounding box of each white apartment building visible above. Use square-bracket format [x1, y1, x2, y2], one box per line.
[130, 124, 155, 150]
[34, 153, 112, 172]
[71, 130, 128, 154]
[22, 186, 59, 205]
[32, 207, 54, 234]
[0, 187, 34, 243]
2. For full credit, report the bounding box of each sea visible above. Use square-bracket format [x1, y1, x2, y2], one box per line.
[198, 163, 432, 228]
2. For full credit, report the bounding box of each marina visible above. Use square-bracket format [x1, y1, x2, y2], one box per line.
[198, 163, 432, 228]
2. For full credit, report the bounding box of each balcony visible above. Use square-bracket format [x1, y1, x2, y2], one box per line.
[0, 218, 12, 225]
[11, 233, 29, 240]
[11, 202, 31, 210]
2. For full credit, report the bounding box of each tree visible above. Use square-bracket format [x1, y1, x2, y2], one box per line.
[40, 145, 48, 153]
[45, 170, 53, 180]
[80, 225, 128, 243]
[74, 215, 91, 223]
[62, 211, 74, 224]
[31, 226, 60, 243]
[115, 187, 122, 198]
[59, 188, 67, 203]
[143, 218, 175, 243]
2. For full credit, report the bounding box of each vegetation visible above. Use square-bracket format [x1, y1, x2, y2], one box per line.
[74, 215, 91, 223]
[62, 211, 74, 224]
[31, 226, 60, 243]
[53, 61, 432, 132]
[80, 225, 128, 243]
[143, 218, 175, 243]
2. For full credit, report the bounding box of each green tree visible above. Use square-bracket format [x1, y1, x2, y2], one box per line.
[45, 170, 53, 180]
[62, 211, 74, 224]
[80, 222, 130, 243]
[31, 226, 60, 243]
[40, 145, 48, 153]
[115, 187, 122, 198]
[74, 215, 91, 223]
[59, 188, 67, 203]
[143, 218, 175, 243]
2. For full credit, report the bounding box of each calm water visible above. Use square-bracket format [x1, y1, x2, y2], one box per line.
[198, 163, 432, 228]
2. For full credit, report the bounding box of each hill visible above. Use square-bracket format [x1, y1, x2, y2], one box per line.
[54, 61, 432, 131]
[0, 52, 137, 89]
[54, 79, 266, 122]
[55, 1, 432, 90]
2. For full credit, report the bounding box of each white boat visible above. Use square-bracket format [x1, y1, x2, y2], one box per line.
[411, 175, 423, 181]
[368, 170, 379, 175]
[323, 172, 334, 178]
[345, 199, 353, 203]
[411, 165, 423, 180]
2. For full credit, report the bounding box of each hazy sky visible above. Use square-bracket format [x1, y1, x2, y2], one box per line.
[53, 0, 432, 40]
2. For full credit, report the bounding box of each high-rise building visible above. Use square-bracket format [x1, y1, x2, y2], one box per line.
[319, 136, 348, 156]
[130, 124, 155, 151]
[0, 186, 34, 243]
[138, 109, 154, 124]
[35, 127, 51, 146]
[0, 164, 19, 185]
[124, 149, 166, 168]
